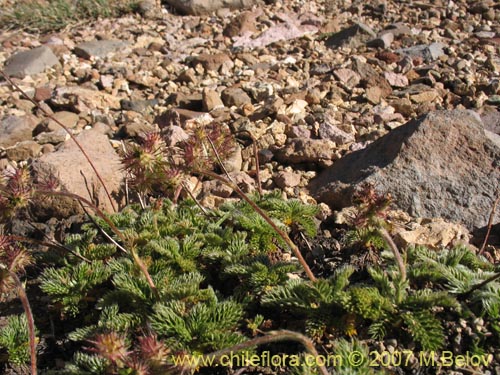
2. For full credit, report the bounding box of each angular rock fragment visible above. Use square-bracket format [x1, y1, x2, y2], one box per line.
[3, 46, 60, 78]
[325, 23, 376, 49]
[276, 138, 336, 166]
[74, 40, 129, 59]
[310, 110, 500, 230]
[396, 43, 446, 63]
[32, 129, 124, 219]
[221, 87, 252, 107]
[165, 0, 255, 15]
[0, 115, 38, 148]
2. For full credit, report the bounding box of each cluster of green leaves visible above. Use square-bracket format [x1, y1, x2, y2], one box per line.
[35, 194, 320, 374]
[262, 257, 457, 351]
[0, 0, 141, 33]
[0, 315, 34, 367]
[3, 183, 500, 374]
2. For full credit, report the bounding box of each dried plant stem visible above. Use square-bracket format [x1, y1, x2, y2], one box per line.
[204, 330, 329, 375]
[0, 70, 117, 212]
[379, 227, 406, 281]
[236, 131, 262, 195]
[1, 268, 37, 375]
[479, 190, 500, 255]
[131, 248, 159, 299]
[206, 136, 233, 182]
[181, 182, 208, 215]
[251, 135, 263, 196]
[77, 202, 128, 254]
[459, 272, 500, 299]
[10, 234, 91, 263]
[199, 171, 316, 282]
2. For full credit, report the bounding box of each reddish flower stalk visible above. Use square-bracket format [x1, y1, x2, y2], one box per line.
[0, 267, 38, 375]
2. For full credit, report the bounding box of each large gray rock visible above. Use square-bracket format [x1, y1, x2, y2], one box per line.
[31, 129, 124, 219]
[165, 0, 255, 15]
[3, 46, 60, 78]
[0, 115, 38, 148]
[310, 110, 500, 230]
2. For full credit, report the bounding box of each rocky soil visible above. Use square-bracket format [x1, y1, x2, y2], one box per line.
[0, 0, 499, 371]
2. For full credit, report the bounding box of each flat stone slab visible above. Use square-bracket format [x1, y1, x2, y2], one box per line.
[3, 46, 60, 78]
[165, 0, 256, 15]
[74, 40, 129, 59]
[0, 115, 38, 148]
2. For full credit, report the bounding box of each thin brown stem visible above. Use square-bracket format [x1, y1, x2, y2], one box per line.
[34, 190, 158, 299]
[479, 190, 500, 256]
[181, 182, 208, 215]
[10, 234, 91, 263]
[236, 131, 262, 195]
[0, 70, 117, 212]
[131, 248, 159, 300]
[206, 136, 232, 181]
[77, 202, 128, 254]
[379, 227, 406, 282]
[198, 171, 316, 282]
[203, 330, 329, 375]
[459, 272, 500, 299]
[5, 269, 37, 375]
[251, 135, 263, 196]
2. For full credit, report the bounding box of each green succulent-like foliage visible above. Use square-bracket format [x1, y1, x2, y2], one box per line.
[220, 191, 319, 252]
[332, 339, 380, 375]
[407, 245, 500, 350]
[150, 297, 247, 352]
[37, 194, 320, 373]
[262, 266, 354, 339]
[262, 250, 462, 351]
[0, 314, 34, 366]
[39, 261, 112, 317]
[365, 265, 458, 351]
[408, 245, 500, 317]
[9, 182, 499, 373]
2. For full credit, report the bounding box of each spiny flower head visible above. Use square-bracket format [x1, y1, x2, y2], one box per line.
[181, 122, 235, 172]
[351, 183, 392, 227]
[122, 132, 167, 174]
[87, 332, 130, 366]
[0, 166, 34, 213]
[0, 235, 32, 301]
[138, 334, 170, 364]
[121, 132, 182, 195]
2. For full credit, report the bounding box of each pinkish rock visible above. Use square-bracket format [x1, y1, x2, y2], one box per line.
[233, 12, 318, 49]
[334, 68, 361, 89]
[274, 171, 301, 188]
[318, 122, 355, 145]
[31, 128, 124, 219]
[384, 71, 409, 88]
